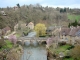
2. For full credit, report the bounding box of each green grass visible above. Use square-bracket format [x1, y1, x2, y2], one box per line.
[15, 33, 21, 37]
[56, 45, 71, 54]
[49, 44, 71, 55]
[67, 13, 80, 21]
[5, 40, 13, 48]
[0, 40, 13, 51]
[49, 45, 74, 60]
[64, 57, 74, 60]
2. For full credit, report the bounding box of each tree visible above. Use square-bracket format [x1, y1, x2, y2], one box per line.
[68, 23, 71, 27]
[0, 37, 5, 49]
[69, 20, 78, 27]
[17, 3, 20, 8]
[70, 45, 80, 60]
[46, 36, 53, 48]
[64, 8, 66, 12]
[8, 35, 17, 45]
[60, 8, 64, 13]
[35, 23, 46, 37]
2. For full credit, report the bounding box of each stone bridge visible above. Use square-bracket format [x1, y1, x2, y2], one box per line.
[17, 37, 48, 46]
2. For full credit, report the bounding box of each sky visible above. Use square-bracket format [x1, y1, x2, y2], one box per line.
[0, 0, 80, 8]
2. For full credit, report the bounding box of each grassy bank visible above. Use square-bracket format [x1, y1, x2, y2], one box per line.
[0, 40, 13, 51]
[67, 13, 80, 21]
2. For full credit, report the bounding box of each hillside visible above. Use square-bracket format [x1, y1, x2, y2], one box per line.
[0, 4, 80, 30]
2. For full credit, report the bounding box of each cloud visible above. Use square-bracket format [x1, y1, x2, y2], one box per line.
[41, 3, 80, 8]
[0, 0, 80, 8]
[0, 0, 43, 7]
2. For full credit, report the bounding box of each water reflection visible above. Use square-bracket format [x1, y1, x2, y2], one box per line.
[24, 41, 30, 46]
[21, 46, 47, 60]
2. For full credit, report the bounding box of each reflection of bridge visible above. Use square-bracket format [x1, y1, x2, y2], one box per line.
[17, 37, 48, 45]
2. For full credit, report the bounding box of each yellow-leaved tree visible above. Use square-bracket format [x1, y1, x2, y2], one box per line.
[35, 23, 46, 37]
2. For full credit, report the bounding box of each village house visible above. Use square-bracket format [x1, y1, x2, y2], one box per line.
[20, 23, 27, 31]
[60, 27, 71, 40]
[2, 26, 11, 35]
[27, 22, 34, 30]
[69, 26, 79, 45]
[52, 26, 61, 36]
[75, 26, 80, 37]
[46, 26, 55, 36]
[14, 23, 18, 31]
[0, 11, 7, 16]
[13, 6, 18, 11]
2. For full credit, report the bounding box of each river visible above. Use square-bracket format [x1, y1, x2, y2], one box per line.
[21, 31, 47, 60]
[21, 46, 47, 60]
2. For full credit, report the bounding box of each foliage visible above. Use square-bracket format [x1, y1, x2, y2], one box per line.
[0, 40, 13, 51]
[58, 42, 66, 46]
[60, 8, 66, 13]
[0, 4, 80, 31]
[55, 45, 71, 54]
[35, 23, 46, 37]
[67, 45, 74, 50]
[6, 50, 19, 60]
[46, 37, 53, 47]
[8, 35, 17, 45]
[4, 40, 13, 48]
[0, 38, 5, 49]
[70, 45, 80, 60]
[63, 57, 74, 60]
[0, 4, 69, 30]
[68, 20, 80, 27]
[23, 27, 30, 36]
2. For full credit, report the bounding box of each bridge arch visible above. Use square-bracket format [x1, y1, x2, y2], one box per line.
[17, 37, 48, 46]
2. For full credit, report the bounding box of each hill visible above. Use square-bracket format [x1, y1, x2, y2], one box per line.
[0, 4, 80, 30]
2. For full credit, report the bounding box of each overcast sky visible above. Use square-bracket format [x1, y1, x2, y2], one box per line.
[0, 0, 80, 8]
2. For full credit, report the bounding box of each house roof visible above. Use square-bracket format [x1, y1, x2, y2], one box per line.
[75, 30, 80, 37]
[60, 27, 71, 36]
[28, 22, 34, 25]
[69, 27, 78, 37]
[2, 26, 11, 33]
[47, 26, 55, 30]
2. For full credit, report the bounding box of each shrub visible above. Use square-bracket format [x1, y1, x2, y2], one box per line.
[0, 38, 5, 49]
[70, 45, 80, 60]
[8, 35, 17, 45]
[59, 42, 66, 46]
[67, 45, 74, 50]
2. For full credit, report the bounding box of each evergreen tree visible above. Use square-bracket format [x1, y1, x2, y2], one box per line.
[68, 23, 71, 27]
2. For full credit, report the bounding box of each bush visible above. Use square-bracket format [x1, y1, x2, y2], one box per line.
[70, 45, 80, 60]
[59, 42, 66, 46]
[42, 41, 46, 44]
[0, 39, 5, 49]
[67, 45, 74, 50]
[64, 56, 71, 58]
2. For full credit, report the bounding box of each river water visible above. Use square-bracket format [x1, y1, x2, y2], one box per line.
[21, 31, 47, 60]
[21, 46, 47, 60]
